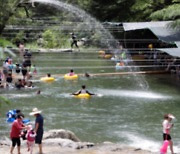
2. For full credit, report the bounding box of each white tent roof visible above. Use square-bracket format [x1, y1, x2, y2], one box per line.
[158, 48, 180, 57]
[175, 41, 180, 48]
[123, 21, 180, 42]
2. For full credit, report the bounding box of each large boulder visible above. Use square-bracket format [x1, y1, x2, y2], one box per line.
[43, 129, 94, 149]
[43, 129, 81, 142]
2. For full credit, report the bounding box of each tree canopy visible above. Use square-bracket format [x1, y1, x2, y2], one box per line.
[0, 0, 179, 34]
[0, 0, 20, 33]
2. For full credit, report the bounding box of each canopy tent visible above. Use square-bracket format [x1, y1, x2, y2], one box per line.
[175, 41, 180, 48]
[123, 21, 180, 42]
[158, 48, 180, 57]
[123, 21, 180, 57]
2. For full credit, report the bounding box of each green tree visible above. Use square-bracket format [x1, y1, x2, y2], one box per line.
[130, 0, 180, 28]
[66, 0, 135, 22]
[150, 2, 180, 29]
[0, 0, 21, 34]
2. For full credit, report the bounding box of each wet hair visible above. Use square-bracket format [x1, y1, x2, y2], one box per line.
[16, 109, 21, 114]
[37, 90, 41, 95]
[164, 114, 169, 119]
[82, 85, 86, 89]
[17, 113, 24, 119]
[47, 73, 51, 77]
[85, 72, 90, 77]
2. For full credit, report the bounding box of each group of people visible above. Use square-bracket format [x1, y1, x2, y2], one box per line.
[0, 42, 37, 89]
[144, 47, 180, 77]
[10, 108, 44, 154]
[9, 110, 176, 154]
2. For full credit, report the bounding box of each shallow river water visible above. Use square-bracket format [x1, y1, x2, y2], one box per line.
[1, 52, 180, 152]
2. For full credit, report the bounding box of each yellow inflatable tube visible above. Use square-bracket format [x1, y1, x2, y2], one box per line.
[64, 74, 78, 80]
[74, 93, 91, 99]
[40, 77, 55, 82]
[104, 54, 112, 59]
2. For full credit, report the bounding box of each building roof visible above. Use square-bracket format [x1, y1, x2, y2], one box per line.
[158, 48, 180, 57]
[123, 21, 180, 42]
[123, 21, 180, 57]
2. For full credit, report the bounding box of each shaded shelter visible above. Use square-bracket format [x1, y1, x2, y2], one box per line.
[122, 21, 180, 57]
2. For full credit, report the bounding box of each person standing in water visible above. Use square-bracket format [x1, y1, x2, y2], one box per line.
[162, 114, 175, 154]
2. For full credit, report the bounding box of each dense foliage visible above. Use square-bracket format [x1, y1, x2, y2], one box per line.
[0, 0, 179, 33]
[0, 0, 179, 48]
[67, 0, 180, 27]
[0, 0, 20, 33]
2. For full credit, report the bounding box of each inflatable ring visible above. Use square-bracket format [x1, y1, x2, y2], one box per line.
[115, 62, 125, 69]
[64, 74, 78, 80]
[6, 110, 30, 124]
[40, 77, 55, 82]
[104, 54, 112, 59]
[6, 118, 30, 124]
[74, 93, 91, 99]
[98, 50, 105, 55]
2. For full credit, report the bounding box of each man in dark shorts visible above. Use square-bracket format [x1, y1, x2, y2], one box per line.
[71, 32, 79, 51]
[30, 108, 44, 154]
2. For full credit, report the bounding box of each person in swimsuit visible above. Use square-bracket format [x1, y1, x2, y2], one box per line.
[72, 85, 95, 95]
[162, 114, 175, 154]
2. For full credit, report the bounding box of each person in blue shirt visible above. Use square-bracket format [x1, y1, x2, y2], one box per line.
[30, 108, 44, 154]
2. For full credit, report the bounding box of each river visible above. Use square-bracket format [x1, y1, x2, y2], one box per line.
[1, 52, 180, 152]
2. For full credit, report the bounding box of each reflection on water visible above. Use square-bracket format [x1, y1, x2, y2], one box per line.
[1, 53, 180, 153]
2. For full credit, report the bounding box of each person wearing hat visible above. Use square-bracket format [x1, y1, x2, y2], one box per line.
[10, 113, 27, 154]
[30, 108, 44, 154]
[162, 114, 175, 154]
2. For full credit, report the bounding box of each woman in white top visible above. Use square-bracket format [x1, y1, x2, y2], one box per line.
[162, 114, 175, 154]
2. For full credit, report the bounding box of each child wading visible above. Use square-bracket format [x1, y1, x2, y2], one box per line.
[26, 125, 36, 154]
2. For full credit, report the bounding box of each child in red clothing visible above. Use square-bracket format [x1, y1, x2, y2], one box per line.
[26, 125, 36, 154]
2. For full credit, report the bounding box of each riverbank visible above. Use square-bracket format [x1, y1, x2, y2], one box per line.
[0, 143, 155, 154]
[0, 129, 156, 154]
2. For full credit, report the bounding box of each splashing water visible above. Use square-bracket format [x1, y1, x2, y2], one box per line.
[97, 89, 171, 99]
[32, 0, 148, 89]
[122, 132, 161, 152]
[33, 0, 118, 49]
